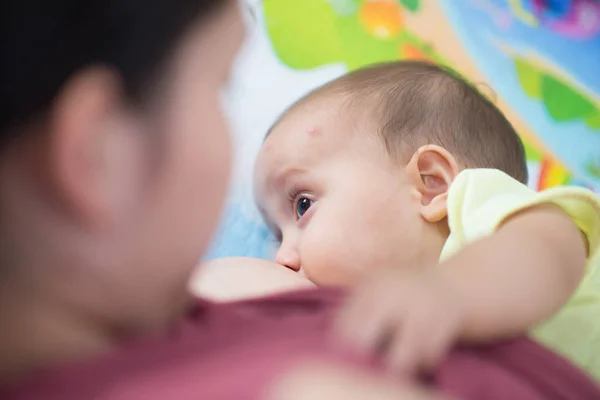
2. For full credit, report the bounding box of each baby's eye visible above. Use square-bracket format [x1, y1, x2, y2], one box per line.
[296, 197, 313, 219]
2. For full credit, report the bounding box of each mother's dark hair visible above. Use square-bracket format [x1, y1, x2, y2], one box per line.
[0, 0, 225, 141]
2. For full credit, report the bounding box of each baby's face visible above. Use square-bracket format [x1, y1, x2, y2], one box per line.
[254, 98, 427, 286]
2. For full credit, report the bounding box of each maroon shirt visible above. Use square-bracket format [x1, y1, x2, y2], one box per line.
[1, 288, 599, 399]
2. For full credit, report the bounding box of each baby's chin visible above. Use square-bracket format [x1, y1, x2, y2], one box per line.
[190, 256, 315, 302]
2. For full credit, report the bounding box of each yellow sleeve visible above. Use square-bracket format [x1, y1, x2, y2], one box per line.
[441, 169, 600, 279]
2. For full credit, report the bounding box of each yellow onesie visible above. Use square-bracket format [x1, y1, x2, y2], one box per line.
[439, 168, 600, 380]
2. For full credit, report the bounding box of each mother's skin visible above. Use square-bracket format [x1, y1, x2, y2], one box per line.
[193, 257, 314, 302]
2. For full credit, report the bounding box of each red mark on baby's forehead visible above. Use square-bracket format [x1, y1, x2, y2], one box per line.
[306, 127, 321, 137]
[263, 143, 272, 152]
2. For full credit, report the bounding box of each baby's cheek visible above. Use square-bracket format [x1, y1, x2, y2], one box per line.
[299, 228, 362, 287]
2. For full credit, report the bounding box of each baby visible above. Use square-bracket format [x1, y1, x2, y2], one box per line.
[251, 61, 600, 378]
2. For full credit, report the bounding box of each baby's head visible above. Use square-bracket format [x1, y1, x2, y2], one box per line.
[254, 61, 527, 286]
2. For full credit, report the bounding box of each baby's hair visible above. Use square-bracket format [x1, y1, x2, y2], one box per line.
[269, 61, 528, 184]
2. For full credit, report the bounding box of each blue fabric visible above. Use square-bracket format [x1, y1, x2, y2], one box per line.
[204, 201, 275, 261]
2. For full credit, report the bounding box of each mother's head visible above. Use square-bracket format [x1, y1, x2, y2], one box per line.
[0, 0, 242, 374]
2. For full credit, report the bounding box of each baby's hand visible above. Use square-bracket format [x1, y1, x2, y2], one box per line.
[333, 267, 465, 374]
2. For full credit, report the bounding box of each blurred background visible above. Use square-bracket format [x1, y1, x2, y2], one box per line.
[207, 0, 600, 260]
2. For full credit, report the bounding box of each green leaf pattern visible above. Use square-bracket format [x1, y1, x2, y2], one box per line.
[515, 58, 600, 130]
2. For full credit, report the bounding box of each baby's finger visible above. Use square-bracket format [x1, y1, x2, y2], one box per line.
[386, 312, 435, 374]
[334, 285, 394, 347]
[386, 327, 420, 374]
[334, 298, 397, 354]
[417, 322, 454, 371]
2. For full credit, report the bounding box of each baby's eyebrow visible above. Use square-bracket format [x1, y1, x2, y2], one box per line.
[268, 166, 307, 191]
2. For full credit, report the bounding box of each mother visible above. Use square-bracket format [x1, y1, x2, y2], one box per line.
[0, 1, 598, 399]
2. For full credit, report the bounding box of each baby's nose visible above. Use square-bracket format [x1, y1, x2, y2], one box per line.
[275, 245, 301, 272]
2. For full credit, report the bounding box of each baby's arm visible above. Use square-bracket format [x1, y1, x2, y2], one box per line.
[442, 203, 587, 341]
[191, 257, 315, 302]
[335, 203, 589, 373]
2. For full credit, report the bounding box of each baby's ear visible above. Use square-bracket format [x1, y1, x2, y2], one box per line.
[406, 145, 459, 223]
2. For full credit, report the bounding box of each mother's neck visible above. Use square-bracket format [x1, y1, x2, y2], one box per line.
[0, 284, 116, 384]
